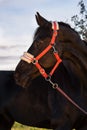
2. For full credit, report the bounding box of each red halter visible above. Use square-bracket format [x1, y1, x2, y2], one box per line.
[22, 22, 62, 79]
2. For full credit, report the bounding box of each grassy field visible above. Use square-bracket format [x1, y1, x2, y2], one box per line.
[12, 122, 50, 130]
[12, 122, 76, 130]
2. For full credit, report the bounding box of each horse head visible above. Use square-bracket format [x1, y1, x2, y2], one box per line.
[15, 12, 87, 88]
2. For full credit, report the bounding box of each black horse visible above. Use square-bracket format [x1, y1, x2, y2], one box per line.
[14, 12, 87, 130]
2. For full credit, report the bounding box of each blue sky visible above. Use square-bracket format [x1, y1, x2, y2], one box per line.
[0, 0, 87, 70]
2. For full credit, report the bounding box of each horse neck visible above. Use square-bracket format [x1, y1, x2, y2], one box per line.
[62, 40, 87, 90]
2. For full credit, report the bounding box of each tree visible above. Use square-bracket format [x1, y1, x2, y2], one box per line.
[71, 0, 87, 41]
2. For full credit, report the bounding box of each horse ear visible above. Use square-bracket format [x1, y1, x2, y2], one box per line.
[35, 12, 51, 28]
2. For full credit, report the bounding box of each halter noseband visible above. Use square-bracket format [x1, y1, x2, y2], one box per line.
[21, 21, 62, 79]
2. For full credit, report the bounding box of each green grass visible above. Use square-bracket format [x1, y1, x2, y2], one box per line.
[12, 122, 76, 130]
[12, 122, 50, 130]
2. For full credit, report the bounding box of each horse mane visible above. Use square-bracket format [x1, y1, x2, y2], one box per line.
[34, 21, 80, 40]
[83, 40, 87, 46]
[59, 22, 82, 39]
[59, 22, 87, 90]
[59, 22, 71, 28]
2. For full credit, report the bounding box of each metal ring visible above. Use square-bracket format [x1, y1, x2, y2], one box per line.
[45, 75, 51, 81]
[52, 83, 58, 89]
[32, 58, 38, 64]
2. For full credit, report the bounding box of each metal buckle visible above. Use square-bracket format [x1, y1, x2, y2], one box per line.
[52, 46, 58, 53]
[45, 75, 51, 81]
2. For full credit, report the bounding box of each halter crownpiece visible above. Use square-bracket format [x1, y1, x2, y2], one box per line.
[52, 21, 59, 30]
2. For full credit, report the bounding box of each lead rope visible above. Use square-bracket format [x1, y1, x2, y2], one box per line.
[45, 66, 87, 115]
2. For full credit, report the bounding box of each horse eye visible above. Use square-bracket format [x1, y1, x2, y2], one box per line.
[36, 40, 43, 47]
